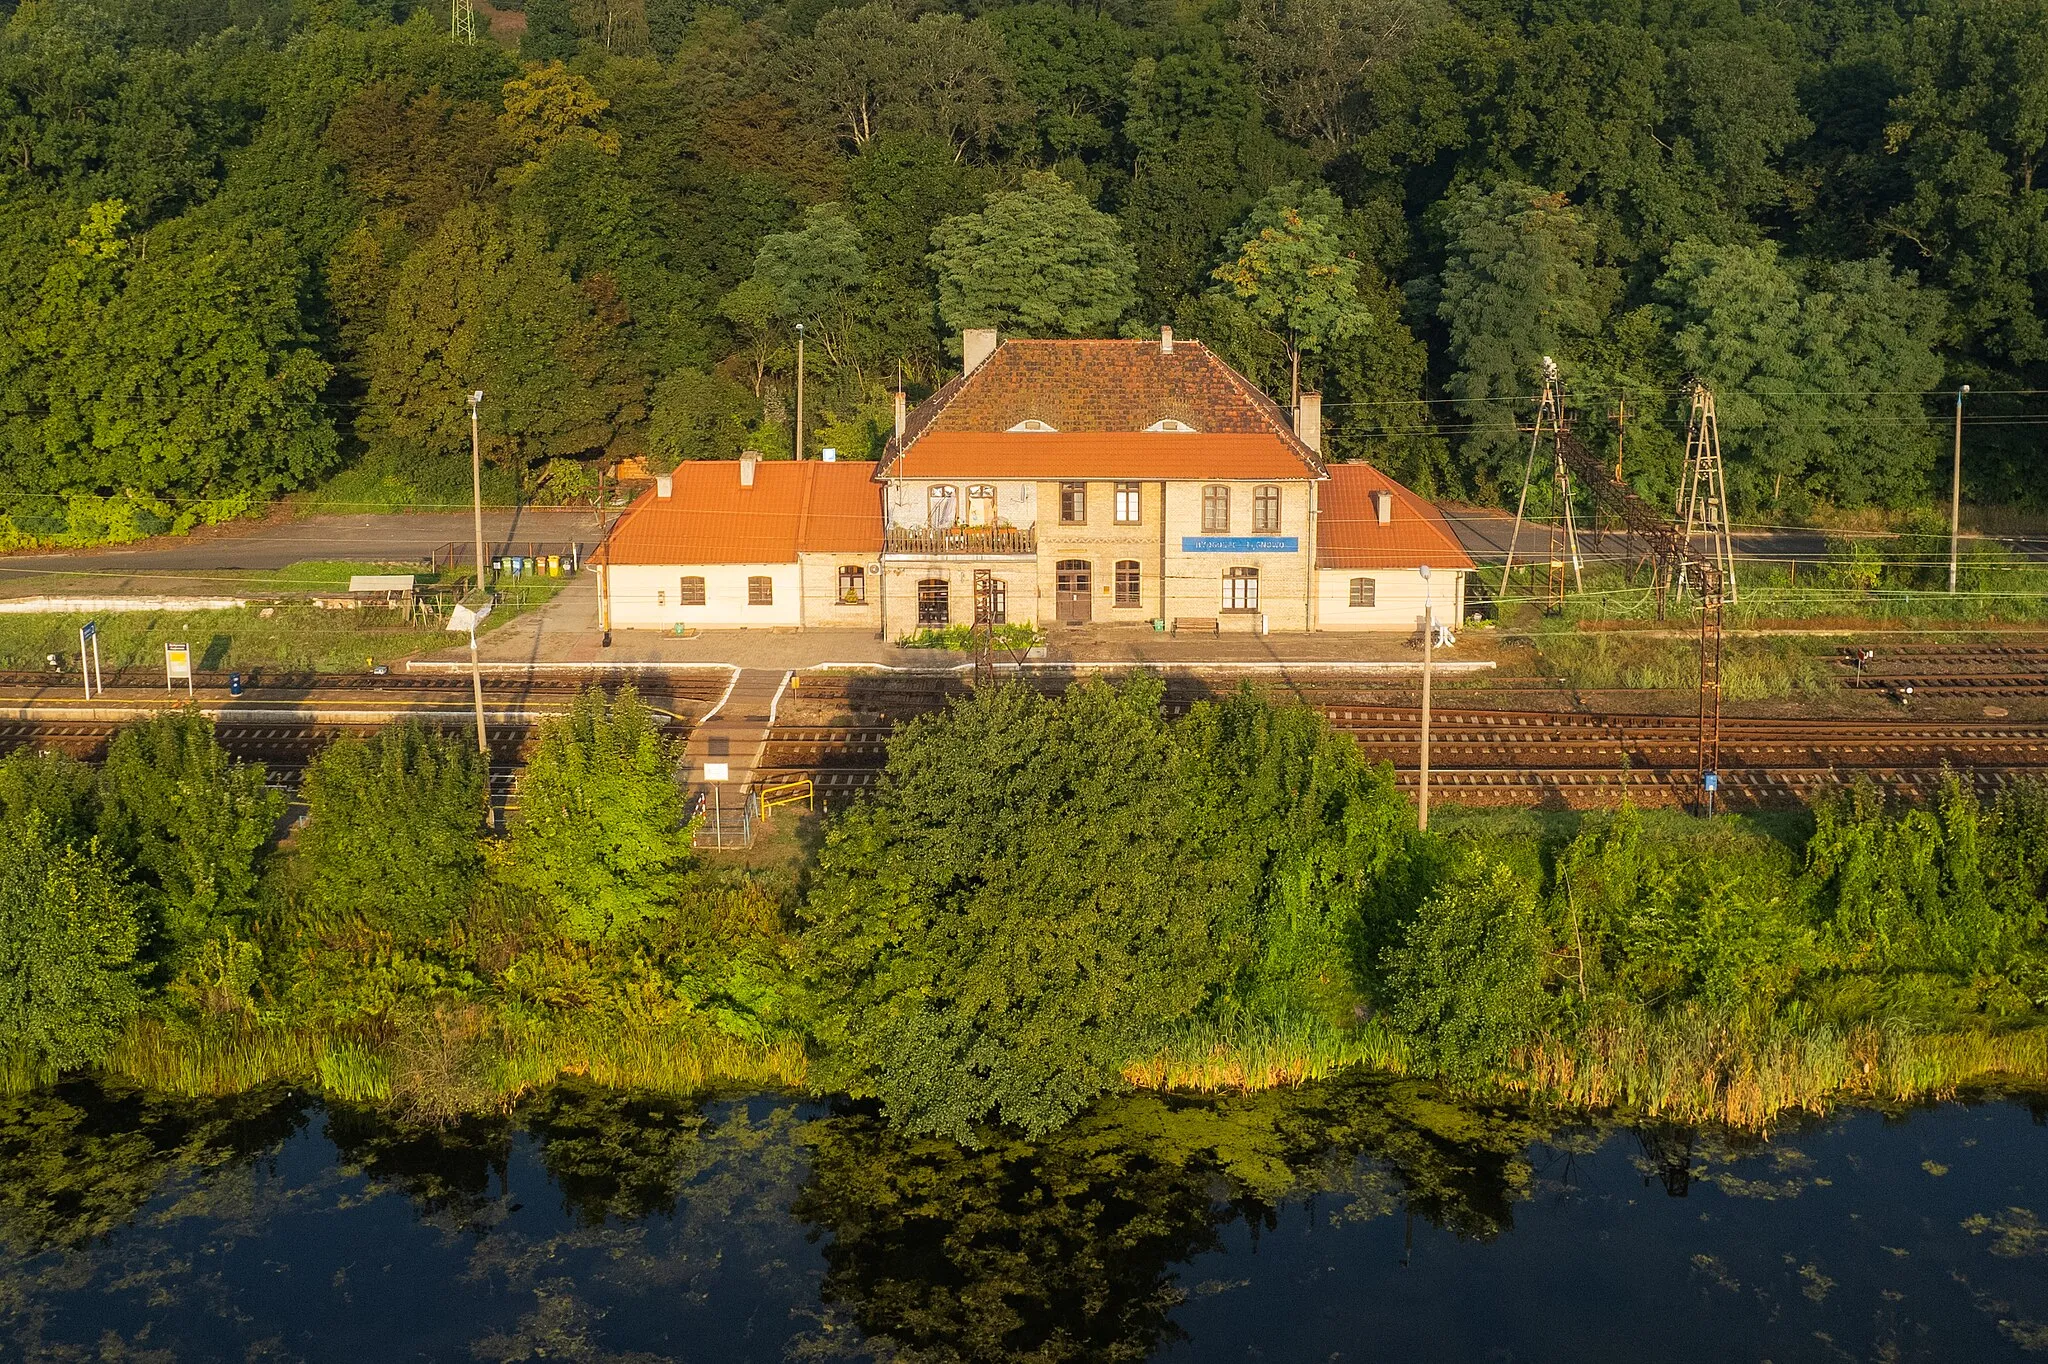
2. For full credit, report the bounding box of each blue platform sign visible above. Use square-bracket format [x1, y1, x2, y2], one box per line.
[1181, 536, 1299, 554]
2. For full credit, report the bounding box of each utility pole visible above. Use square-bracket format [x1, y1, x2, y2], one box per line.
[794, 322, 806, 461]
[1418, 565, 1434, 831]
[1501, 357, 1564, 599]
[1675, 382, 1738, 605]
[1949, 384, 1970, 593]
[467, 390, 489, 758]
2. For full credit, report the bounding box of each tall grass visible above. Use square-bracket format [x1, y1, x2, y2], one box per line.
[1507, 1015, 2048, 1127]
[103, 1019, 324, 1095]
[1531, 630, 1834, 698]
[1124, 1017, 1413, 1092]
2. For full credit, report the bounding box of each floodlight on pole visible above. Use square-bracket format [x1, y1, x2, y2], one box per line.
[1949, 384, 1970, 594]
[1418, 565, 1434, 832]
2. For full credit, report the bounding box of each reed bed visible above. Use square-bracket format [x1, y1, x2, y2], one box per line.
[103, 1019, 325, 1096]
[489, 1024, 809, 1100]
[1124, 1019, 1413, 1092]
[1507, 1017, 2048, 1126]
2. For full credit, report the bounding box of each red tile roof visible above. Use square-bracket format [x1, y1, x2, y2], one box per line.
[1317, 462, 1475, 571]
[892, 432, 1316, 481]
[882, 339, 1322, 476]
[596, 460, 881, 566]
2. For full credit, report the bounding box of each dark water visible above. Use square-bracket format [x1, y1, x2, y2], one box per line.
[4, 1077, 2047, 1363]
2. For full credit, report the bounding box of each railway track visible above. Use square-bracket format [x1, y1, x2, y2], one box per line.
[1836, 644, 2048, 697]
[754, 708, 2048, 809]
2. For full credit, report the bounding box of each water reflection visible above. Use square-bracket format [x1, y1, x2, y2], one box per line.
[1, 1077, 2045, 1362]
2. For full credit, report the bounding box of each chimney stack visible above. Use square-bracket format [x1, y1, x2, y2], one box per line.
[740, 452, 759, 488]
[822, 447, 837, 463]
[1295, 391, 1322, 455]
[962, 328, 998, 377]
[1372, 489, 1392, 525]
[656, 473, 673, 499]
[894, 387, 907, 443]
[1160, 325, 1174, 355]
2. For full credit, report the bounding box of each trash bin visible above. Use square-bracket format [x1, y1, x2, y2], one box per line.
[228, 671, 243, 696]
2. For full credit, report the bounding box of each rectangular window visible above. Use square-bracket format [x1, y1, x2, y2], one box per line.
[679, 576, 706, 606]
[1223, 566, 1259, 612]
[1202, 484, 1230, 533]
[838, 565, 866, 604]
[1060, 481, 1087, 524]
[1114, 560, 1141, 607]
[1254, 485, 1282, 532]
[748, 575, 773, 606]
[1349, 576, 1376, 608]
[1114, 482, 1142, 525]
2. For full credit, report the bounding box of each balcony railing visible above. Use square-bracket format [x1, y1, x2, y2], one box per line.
[884, 526, 1037, 556]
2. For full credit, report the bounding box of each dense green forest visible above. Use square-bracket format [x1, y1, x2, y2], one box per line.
[3, 685, 2044, 1134]
[1, 0, 2044, 545]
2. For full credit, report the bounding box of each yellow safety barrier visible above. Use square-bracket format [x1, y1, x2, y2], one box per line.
[758, 778, 814, 815]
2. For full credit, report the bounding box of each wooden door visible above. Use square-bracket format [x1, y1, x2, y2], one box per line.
[1056, 560, 1092, 624]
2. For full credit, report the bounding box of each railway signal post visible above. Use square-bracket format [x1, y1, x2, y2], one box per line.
[1418, 565, 1435, 831]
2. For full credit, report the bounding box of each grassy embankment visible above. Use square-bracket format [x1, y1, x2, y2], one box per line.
[0, 560, 570, 671]
[6, 684, 2046, 1136]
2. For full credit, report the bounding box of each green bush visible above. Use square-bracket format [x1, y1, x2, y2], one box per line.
[1382, 860, 1548, 1082]
[97, 711, 282, 969]
[295, 722, 489, 937]
[0, 816, 144, 1070]
[508, 687, 694, 941]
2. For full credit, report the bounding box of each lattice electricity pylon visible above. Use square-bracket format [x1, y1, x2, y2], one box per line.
[971, 568, 997, 689]
[451, 0, 478, 43]
[1688, 558, 1726, 816]
[1500, 357, 1583, 611]
[1674, 382, 1739, 606]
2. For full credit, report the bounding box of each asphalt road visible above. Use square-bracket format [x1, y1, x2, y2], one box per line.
[0, 508, 605, 579]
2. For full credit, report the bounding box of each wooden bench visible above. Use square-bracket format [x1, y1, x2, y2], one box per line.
[1172, 617, 1220, 636]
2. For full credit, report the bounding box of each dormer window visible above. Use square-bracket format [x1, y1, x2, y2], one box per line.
[1008, 418, 1058, 432]
[1146, 418, 1197, 433]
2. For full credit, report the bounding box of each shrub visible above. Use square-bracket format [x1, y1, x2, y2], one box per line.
[296, 721, 488, 937]
[508, 687, 693, 941]
[0, 816, 144, 1070]
[1383, 860, 1548, 1082]
[98, 711, 283, 965]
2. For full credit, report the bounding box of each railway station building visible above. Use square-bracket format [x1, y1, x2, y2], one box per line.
[594, 330, 1471, 635]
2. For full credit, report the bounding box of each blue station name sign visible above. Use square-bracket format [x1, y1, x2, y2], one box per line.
[1180, 535, 1299, 554]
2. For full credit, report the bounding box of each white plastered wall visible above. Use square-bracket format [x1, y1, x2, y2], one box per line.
[603, 563, 802, 629]
[1314, 568, 1465, 632]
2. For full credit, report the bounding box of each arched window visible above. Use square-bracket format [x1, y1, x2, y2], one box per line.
[927, 484, 958, 529]
[967, 484, 996, 527]
[1254, 485, 1281, 532]
[918, 578, 950, 626]
[1201, 485, 1230, 533]
[1223, 566, 1259, 612]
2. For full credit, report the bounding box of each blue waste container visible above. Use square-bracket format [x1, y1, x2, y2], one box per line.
[228, 671, 242, 696]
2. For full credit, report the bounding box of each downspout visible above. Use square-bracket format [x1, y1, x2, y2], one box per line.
[1158, 479, 1169, 626]
[1306, 479, 1318, 632]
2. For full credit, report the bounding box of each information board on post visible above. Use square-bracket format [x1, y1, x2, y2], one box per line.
[79, 620, 102, 700]
[164, 642, 194, 697]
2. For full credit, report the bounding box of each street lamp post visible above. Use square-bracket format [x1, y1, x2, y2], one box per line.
[1418, 564, 1434, 832]
[1949, 384, 1970, 594]
[794, 322, 806, 461]
[462, 390, 491, 773]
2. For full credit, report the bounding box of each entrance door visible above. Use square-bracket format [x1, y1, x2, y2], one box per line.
[1056, 560, 1092, 624]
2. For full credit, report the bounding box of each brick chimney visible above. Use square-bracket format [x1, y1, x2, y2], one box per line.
[1295, 391, 1322, 455]
[656, 473, 673, 498]
[962, 328, 998, 376]
[1372, 489, 1392, 525]
[740, 452, 759, 488]
[1160, 325, 1174, 355]
[894, 387, 907, 443]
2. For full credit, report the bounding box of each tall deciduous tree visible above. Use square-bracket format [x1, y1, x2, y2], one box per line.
[794, 3, 1018, 162]
[1229, 0, 1442, 155]
[1212, 182, 1371, 406]
[1433, 181, 1599, 493]
[752, 202, 868, 372]
[928, 170, 1136, 341]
